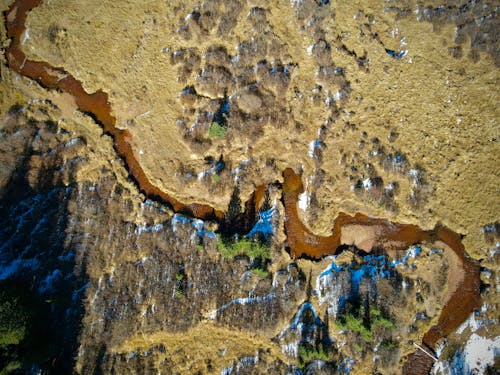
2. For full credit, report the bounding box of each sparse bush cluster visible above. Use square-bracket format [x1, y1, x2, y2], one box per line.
[171, 0, 356, 155]
[0, 287, 29, 373]
[213, 234, 272, 279]
[298, 343, 330, 368]
[216, 235, 271, 261]
[0, 298, 27, 348]
[208, 122, 227, 139]
[341, 131, 434, 213]
[482, 222, 500, 244]
[337, 300, 396, 343]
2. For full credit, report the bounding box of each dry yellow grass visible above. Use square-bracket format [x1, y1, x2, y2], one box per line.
[111, 322, 289, 373]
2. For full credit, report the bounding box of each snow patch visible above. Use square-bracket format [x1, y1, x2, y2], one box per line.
[338, 357, 356, 374]
[134, 223, 164, 234]
[463, 334, 499, 374]
[246, 207, 276, 239]
[0, 258, 39, 280]
[433, 334, 500, 374]
[298, 191, 309, 211]
[208, 293, 276, 320]
[39, 269, 63, 293]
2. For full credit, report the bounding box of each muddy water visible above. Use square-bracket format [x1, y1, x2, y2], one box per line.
[4, 1, 481, 373]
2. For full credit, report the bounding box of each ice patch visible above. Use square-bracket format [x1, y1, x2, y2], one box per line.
[198, 160, 224, 180]
[0, 258, 39, 280]
[276, 302, 330, 357]
[171, 214, 216, 239]
[134, 223, 164, 234]
[298, 177, 310, 211]
[57, 251, 75, 262]
[208, 292, 276, 320]
[308, 139, 323, 158]
[456, 311, 483, 335]
[385, 49, 408, 58]
[231, 159, 250, 182]
[72, 282, 89, 302]
[463, 334, 499, 374]
[337, 357, 355, 374]
[39, 269, 63, 293]
[317, 248, 423, 317]
[362, 178, 373, 190]
[246, 207, 275, 239]
[325, 90, 344, 105]
[391, 246, 422, 267]
[22, 28, 29, 45]
[433, 334, 500, 374]
[298, 191, 309, 211]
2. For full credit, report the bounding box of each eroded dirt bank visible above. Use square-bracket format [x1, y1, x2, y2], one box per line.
[2, 0, 489, 373]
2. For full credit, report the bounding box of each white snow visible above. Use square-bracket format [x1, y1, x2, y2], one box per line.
[22, 28, 29, 45]
[362, 178, 373, 190]
[298, 191, 309, 211]
[64, 137, 82, 147]
[134, 223, 164, 234]
[208, 293, 276, 320]
[463, 334, 499, 373]
[456, 312, 482, 335]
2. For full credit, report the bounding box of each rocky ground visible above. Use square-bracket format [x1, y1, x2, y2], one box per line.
[0, 0, 498, 374]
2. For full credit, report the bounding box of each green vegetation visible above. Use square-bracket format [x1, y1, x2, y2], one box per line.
[370, 307, 395, 329]
[337, 313, 373, 341]
[251, 267, 269, 278]
[208, 122, 227, 139]
[0, 296, 27, 347]
[216, 235, 271, 278]
[0, 279, 71, 373]
[175, 290, 184, 299]
[383, 339, 396, 349]
[0, 360, 21, 375]
[373, 315, 395, 329]
[216, 235, 270, 260]
[336, 306, 395, 342]
[211, 174, 220, 183]
[298, 343, 329, 368]
[175, 273, 184, 281]
[0, 284, 31, 374]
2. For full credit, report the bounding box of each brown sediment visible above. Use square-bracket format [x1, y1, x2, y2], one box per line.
[401, 345, 436, 375]
[4, 2, 481, 374]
